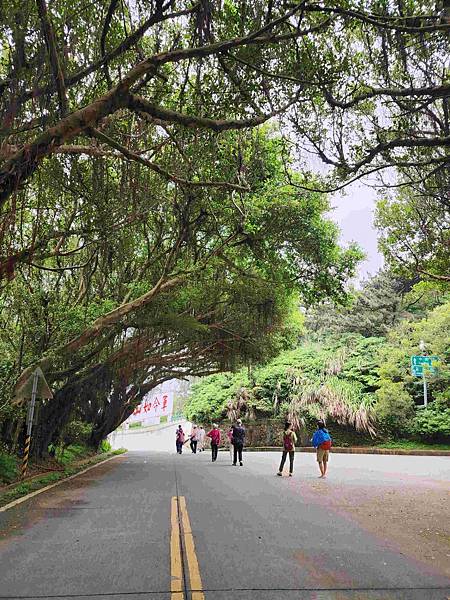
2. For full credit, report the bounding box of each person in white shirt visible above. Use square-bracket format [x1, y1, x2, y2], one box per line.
[197, 426, 206, 452]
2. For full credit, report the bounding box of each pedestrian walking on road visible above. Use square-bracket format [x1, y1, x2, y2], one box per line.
[207, 424, 221, 462]
[277, 421, 297, 477]
[232, 419, 246, 466]
[197, 426, 206, 452]
[176, 425, 185, 454]
[189, 424, 198, 454]
[312, 420, 332, 478]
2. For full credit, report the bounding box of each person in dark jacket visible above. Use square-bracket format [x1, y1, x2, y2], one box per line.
[231, 419, 246, 466]
[189, 424, 198, 454]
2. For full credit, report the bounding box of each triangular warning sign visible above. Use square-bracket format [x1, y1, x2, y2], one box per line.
[14, 367, 53, 401]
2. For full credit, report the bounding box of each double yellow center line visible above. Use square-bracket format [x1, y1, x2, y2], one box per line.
[171, 496, 205, 599]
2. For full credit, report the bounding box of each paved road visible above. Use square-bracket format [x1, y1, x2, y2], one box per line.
[0, 450, 449, 600]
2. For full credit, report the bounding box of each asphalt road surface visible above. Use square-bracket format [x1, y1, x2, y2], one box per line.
[1, 444, 449, 600]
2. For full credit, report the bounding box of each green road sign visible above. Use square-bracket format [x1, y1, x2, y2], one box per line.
[410, 356, 438, 377]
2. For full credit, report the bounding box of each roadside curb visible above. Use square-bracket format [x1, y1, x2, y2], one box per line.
[243, 446, 450, 456]
[0, 452, 126, 513]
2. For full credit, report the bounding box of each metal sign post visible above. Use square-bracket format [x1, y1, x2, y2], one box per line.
[410, 355, 438, 407]
[21, 371, 39, 478]
[14, 367, 53, 479]
[422, 369, 428, 407]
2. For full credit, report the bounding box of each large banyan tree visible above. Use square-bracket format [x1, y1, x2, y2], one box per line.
[0, 1, 448, 456]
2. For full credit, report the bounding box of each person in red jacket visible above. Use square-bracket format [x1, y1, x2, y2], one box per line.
[175, 425, 185, 454]
[207, 424, 221, 462]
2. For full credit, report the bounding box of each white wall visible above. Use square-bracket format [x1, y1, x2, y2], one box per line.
[109, 420, 191, 453]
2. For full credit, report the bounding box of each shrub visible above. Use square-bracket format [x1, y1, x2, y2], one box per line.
[56, 443, 91, 465]
[61, 420, 92, 450]
[410, 398, 450, 442]
[98, 439, 111, 453]
[185, 371, 250, 423]
[374, 381, 415, 433]
[0, 452, 18, 483]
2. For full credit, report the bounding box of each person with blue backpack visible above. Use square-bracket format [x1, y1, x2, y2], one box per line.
[312, 420, 332, 478]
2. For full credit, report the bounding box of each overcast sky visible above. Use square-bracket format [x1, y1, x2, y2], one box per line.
[328, 182, 384, 284]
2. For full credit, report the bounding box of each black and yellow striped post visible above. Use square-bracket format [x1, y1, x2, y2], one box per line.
[21, 435, 32, 479]
[20, 370, 39, 479]
[14, 367, 53, 479]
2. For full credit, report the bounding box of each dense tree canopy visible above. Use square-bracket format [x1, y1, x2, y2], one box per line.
[0, 1, 448, 457]
[376, 184, 450, 283]
[306, 271, 415, 338]
[0, 126, 360, 456]
[1, 0, 448, 205]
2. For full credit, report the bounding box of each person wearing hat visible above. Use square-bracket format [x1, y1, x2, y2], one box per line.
[231, 419, 246, 466]
[206, 423, 221, 462]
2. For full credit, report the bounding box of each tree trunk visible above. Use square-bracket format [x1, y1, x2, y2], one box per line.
[88, 383, 136, 448]
[31, 389, 74, 458]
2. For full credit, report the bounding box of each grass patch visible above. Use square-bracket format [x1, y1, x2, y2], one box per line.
[55, 443, 94, 465]
[0, 452, 19, 484]
[1, 472, 64, 504]
[0, 449, 127, 508]
[376, 439, 450, 451]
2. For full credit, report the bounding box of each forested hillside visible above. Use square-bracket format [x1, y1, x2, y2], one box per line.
[185, 276, 450, 444]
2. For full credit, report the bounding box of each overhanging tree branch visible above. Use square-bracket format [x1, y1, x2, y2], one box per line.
[322, 84, 450, 110]
[100, 0, 121, 87]
[303, 3, 450, 32]
[35, 0, 68, 116]
[0, 9, 307, 204]
[13, 274, 184, 396]
[127, 94, 272, 132]
[88, 127, 249, 191]
[14, 1, 196, 109]
[0, 85, 130, 203]
[351, 136, 450, 172]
